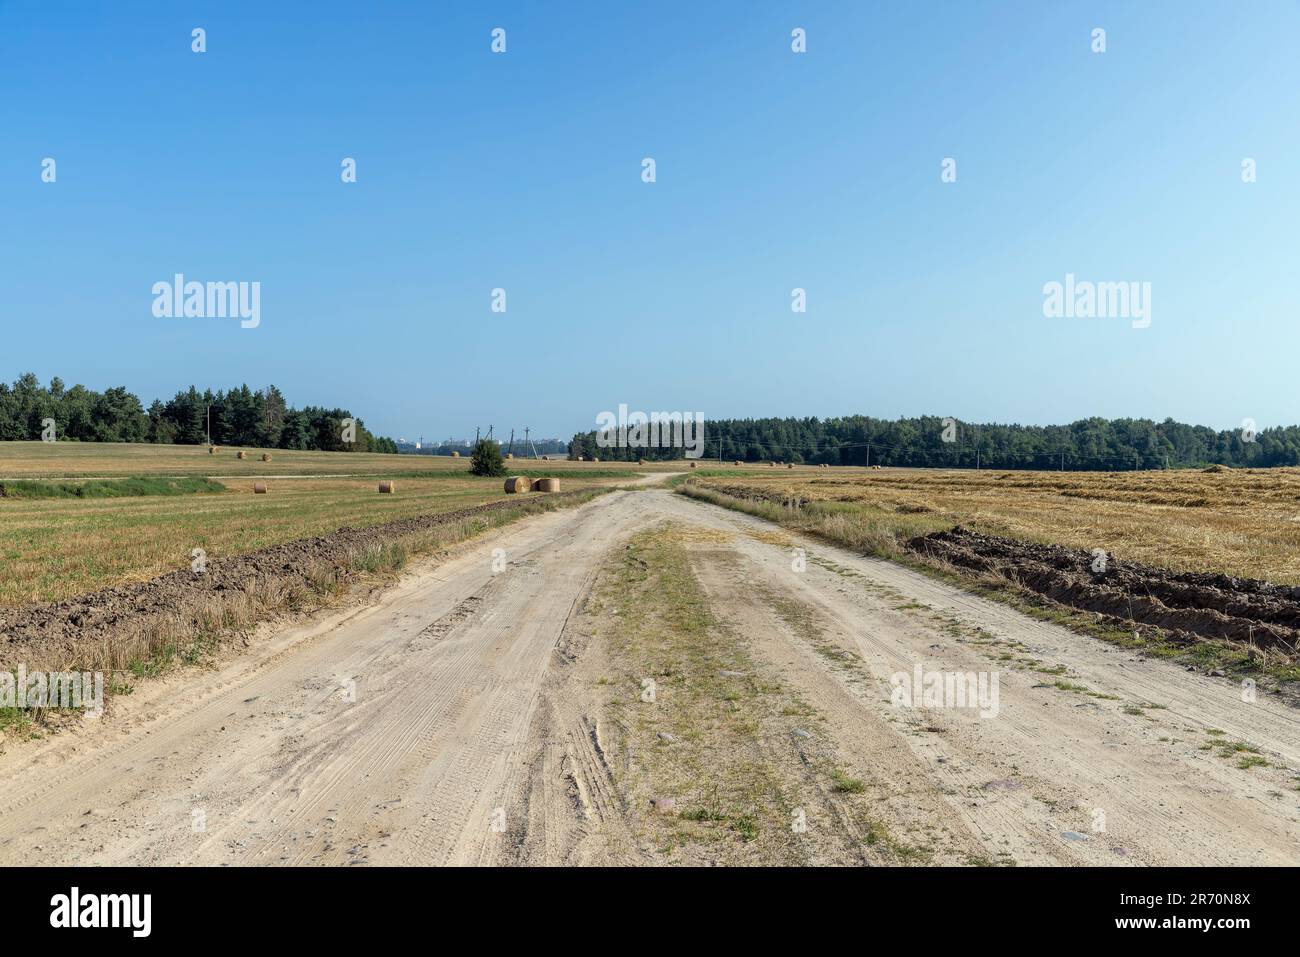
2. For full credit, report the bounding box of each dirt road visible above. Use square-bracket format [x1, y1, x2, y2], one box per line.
[2, 488, 1297, 865]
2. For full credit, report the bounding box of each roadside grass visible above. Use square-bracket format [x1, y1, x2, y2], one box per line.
[0, 707, 35, 739]
[1198, 736, 1270, 770]
[677, 481, 1300, 688]
[677, 482, 944, 559]
[348, 540, 410, 574]
[830, 769, 866, 793]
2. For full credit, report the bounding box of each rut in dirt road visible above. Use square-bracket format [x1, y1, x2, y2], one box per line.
[1, 488, 1297, 866]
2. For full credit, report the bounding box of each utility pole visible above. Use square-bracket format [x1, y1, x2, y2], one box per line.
[206, 405, 210, 447]
[508, 429, 515, 456]
[475, 426, 480, 445]
[866, 442, 871, 468]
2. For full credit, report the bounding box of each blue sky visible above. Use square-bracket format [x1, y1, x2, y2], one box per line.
[2, 1, 1298, 440]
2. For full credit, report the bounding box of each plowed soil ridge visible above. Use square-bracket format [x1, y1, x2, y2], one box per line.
[0, 491, 593, 666]
[909, 526, 1300, 651]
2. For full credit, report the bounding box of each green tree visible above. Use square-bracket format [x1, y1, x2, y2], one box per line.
[470, 438, 506, 477]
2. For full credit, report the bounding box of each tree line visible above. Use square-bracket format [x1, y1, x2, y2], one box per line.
[569, 414, 1300, 470]
[0, 373, 397, 453]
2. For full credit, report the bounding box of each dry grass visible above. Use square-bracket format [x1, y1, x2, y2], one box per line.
[687, 466, 1300, 584]
[0, 448, 635, 606]
[51, 487, 615, 679]
[586, 524, 895, 863]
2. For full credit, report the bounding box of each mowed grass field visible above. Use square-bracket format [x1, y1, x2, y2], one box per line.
[688, 465, 1300, 585]
[0, 442, 650, 606]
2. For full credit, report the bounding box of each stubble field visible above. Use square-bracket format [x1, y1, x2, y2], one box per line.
[686, 465, 1300, 585]
[0, 442, 643, 606]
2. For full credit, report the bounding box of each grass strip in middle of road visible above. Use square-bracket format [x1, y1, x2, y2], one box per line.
[584, 523, 897, 864]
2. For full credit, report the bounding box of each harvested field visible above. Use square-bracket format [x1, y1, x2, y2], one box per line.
[0, 445, 638, 606]
[0, 441, 677, 480]
[0, 489, 611, 673]
[690, 466, 1300, 585]
[683, 468, 1300, 686]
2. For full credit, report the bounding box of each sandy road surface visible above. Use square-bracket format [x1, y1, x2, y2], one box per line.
[653, 497, 1300, 865]
[1, 488, 1297, 865]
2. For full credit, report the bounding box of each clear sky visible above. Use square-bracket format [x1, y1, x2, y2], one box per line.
[3, 1, 1297, 440]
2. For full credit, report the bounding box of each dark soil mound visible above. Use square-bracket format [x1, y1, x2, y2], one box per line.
[908, 527, 1300, 651]
[0, 492, 590, 668]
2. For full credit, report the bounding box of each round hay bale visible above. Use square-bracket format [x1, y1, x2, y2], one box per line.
[378, 481, 395, 494]
[787, 463, 794, 469]
[503, 476, 530, 494]
[253, 482, 267, 494]
[262, 453, 272, 462]
[734, 460, 742, 466]
[690, 462, 697, 468]
[591, 457, 599, 463]
[209, 446, 218, 454]
[237, 450, 248, 460]
[451, 450, 460, 458]
[577, 456, 584, 462]
[532, 477, 560, 493]
[506, 453, 513, 460]
[541, 455, 549, 461]
[638, 459, 646, 465]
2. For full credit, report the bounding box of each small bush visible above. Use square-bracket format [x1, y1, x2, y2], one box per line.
[469, 439, 507, 477]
